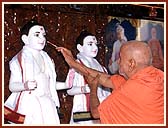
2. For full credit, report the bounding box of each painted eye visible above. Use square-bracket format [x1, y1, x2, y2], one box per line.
[88, 41, 93, 46]
[96, 41, 99, 45]
[88, 43, 92, 46]
[34, 33, 40, 37]
[43, 34, 46, 37]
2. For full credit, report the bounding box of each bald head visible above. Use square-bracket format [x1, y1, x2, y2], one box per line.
[121, 40, 152, 66]
[118, 40, 153, 79]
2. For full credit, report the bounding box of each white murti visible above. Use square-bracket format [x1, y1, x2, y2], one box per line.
[108, 25, 127, 74]
[65, 35, 111, 124]
[5, 25, 60, 124]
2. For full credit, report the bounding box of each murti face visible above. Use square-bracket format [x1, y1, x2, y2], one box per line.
[81, 35, 98, 58]
[27, 25, 46, 51]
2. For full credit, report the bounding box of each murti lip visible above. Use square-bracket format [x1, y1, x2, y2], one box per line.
[92, 50, 97, 54]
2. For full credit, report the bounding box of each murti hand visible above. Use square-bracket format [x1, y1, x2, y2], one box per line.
[24, 80, 37, 90]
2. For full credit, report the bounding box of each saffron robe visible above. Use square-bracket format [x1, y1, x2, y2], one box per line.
[98, 66, 164, 124]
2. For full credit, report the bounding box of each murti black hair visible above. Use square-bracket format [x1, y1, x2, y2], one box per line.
[20, 19, 46, 45]
[20, 19, 44, 36]
[76, 30, 94, 46]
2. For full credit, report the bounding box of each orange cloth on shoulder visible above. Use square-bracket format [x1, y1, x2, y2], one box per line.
[98, 66, 164, 124]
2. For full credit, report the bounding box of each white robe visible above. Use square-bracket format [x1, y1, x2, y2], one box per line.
[65, 53, 111, 124]
[5, 46, 60, 125]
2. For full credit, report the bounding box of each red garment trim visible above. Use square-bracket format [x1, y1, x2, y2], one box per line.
[78, 59, 90, 111]
[14, 52, 23, 112]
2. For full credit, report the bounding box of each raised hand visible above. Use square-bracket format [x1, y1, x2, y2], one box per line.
[56, 47, 76, 68]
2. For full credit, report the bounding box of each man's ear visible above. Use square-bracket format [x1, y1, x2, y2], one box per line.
[129, 59, 136, 72]
[21, 35, 29, 45]
[77, 44, 83, 52]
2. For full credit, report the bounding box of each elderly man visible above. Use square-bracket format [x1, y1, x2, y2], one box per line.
[56, 40, 164, 124]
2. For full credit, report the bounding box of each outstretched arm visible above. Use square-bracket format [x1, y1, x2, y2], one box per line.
[9, 55, 37, 92]
[56, 47, 114, 89]
[67, 85, 90, 95]
[65, 68, 90, 95]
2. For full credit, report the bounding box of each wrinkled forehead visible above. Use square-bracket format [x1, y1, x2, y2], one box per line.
[28, 25, 45, 35]
[83, 35, 97, 44]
